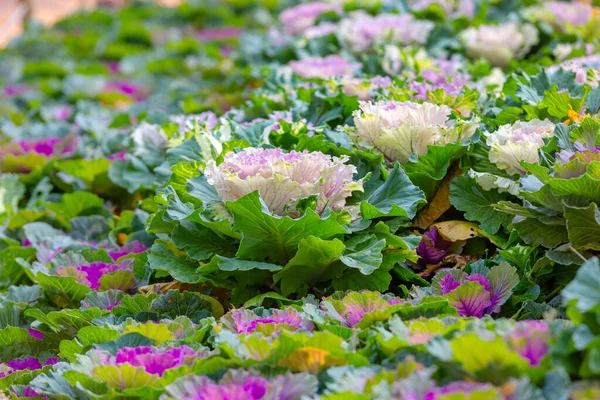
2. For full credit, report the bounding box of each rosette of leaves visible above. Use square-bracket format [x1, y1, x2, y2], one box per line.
[431, 261, 519, 318]
[215, 329, 369, 373]
[304, 290, 457, 339]
[452, 69, 600, 250]
[17, 225, 145, 308]
[350, 100, 479, 231]
[147, 146, 426, 304]
[487, 118, 600, 254]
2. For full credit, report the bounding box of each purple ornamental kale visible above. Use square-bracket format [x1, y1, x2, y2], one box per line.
[505, 321, 550, 366]
[279, 2, 341, 36]
[2, 85, 29, 97]
[339, 12, 434, 53]
[221, 307, 313, 334]
[555, 141, 600, 178]
[56, 261, 132, 290]
[288, 55, 360, 79]
[103, 80, 147, 101]
[104, 346, 201, 377]
[416, 227, 451, 265]
[0, 357, 58, 378]
[409, 57, 471, 101]
[0, 136, 78, 158]
[14, 386, 48, 399]
[434, 263, 519, 317]
[424, 381, 495, 399]
[321, 291, 405, 327]
[162, 369, 318, 400]
[107, 241, 148, 261]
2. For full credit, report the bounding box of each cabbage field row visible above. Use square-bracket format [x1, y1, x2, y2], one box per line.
[0, 0, 599, 399]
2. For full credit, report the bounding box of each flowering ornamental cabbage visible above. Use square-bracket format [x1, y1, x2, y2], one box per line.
[220, 307, 313, 334]
[339, 12, 434, 54]
[416, 227, 451, 265]
[341, 76, 392, 100]
[0, 136, 78, 173]
[131, 122, 169, 155]
[57, 261, 133, 291]
[460, 22, 539, 67]
[505, 321, 550, 366]
[0, 137, 77, 158]
[103, 80, 147, 101]
[204, 148, 363, 217]
[432, 263, 519, 317]
[548, 54, 600, 87]
[2, 85, 29, 97]
[162, 369, 318, 400]
[279, 2, 340, 36]
[526, 1, 599, 33]
[409, 57, 471, 101]
[108, 241, 148, 261]
[321, 291, 404, 327]
[97, 346, 202, 377]
[0, 357, 58, 378]
[288, 55, 360, 79]
[81, 290, 122, 311]
[423, 381, 498, 399]
[555, 141, 600, 179]
[9, 385, 47, 399]
[352, 100, 478, 163]
[44, 105, 72, 122]
[170, 112, 219, 133]
[485, 119, 555, 175]
[303, 22, 338, 39]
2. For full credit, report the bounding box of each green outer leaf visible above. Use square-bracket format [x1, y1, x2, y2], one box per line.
[339, 234, 386, 275]
[55, 159, 110, 186]
[361, 163, 426, 220]
[212, 256, 282, 272]
[451, 333, 529, 374]
[274, 236, 345, 296]
[147, 242, 200, 283]
[546, 163, 600, 204]
[586, 86, 600, 115]
[390, 298, 457, 320]
[0, 174, 25, 215]
[562, 257, 600, 313]
[512, 217, 569, 248]
[77, 326, 120, 346]
[35, 274, 91, 308]
[495, 106, 523, 125]
[564, 203, 600, 250]
[449, 174, 513, 234]
[227, 191, 347, 264]
[403, 142, 465, 181]
[243, 292, 301, 308]
[486, 262, 519, 313]
[171, 220, 236, 261]
[45, 192, 104, 228]
[332, 268, 392, 292]
[0, 246, 35, 287]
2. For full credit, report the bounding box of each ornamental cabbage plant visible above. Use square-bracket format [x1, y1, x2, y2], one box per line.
[460, 22, 539, 67]
[339, 12, 434, 53]
[485, 119, 555, 175]
[203, 148, 363, 217]
[352, 100, 478, 163]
